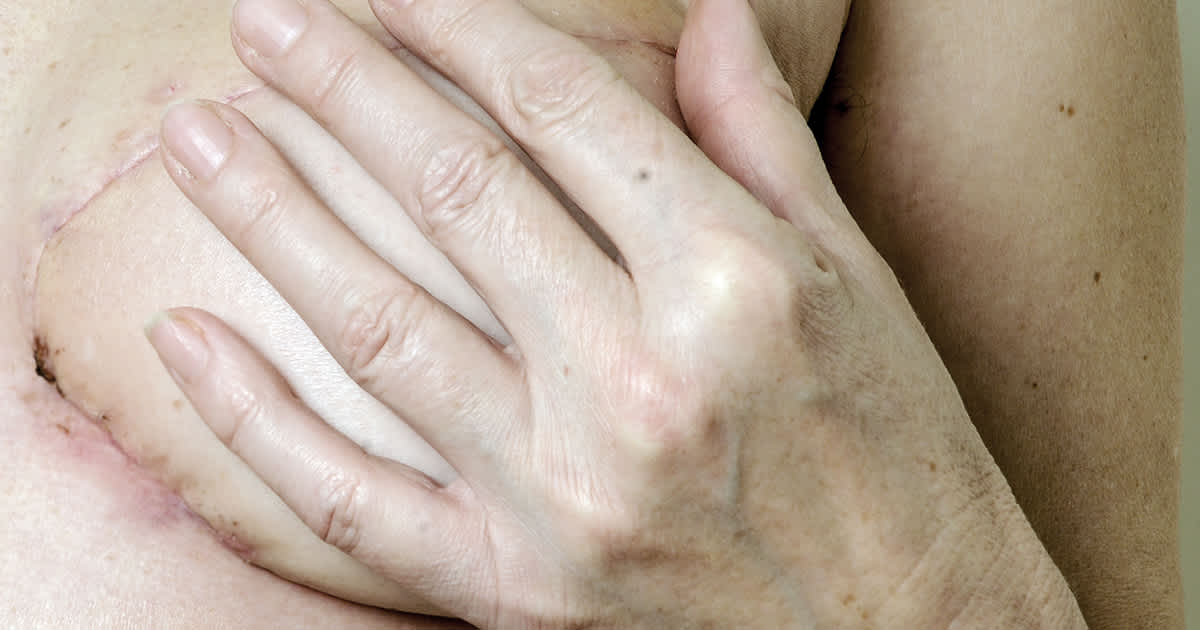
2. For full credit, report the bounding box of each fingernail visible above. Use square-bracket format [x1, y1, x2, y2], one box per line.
[162, 102, 233, 180]
[145, 310, 210, 385]
[234, 0, 309, 58]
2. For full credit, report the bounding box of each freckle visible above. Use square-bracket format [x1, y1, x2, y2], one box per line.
[2, 47, 11, 56]
[1067, 106, 1075, 117]
[562, 365, 570, 377]
[58, 118, 71, 129]
[842, 593, 856, 605]
[55, 423, 71, 435]
[172, 399, 184, 410]
[47, 61, 58, 70]
[1058, 104, 1065, 112]
[1142, 354, 1149, 361]
[1093, 271, 1101, 284]
[1031, 381, 1039, 390]
[23, 126, 31, 135]
[635, 169, 650, 182]
[100, 414, 111, 424]
[928, 461, 937, 472]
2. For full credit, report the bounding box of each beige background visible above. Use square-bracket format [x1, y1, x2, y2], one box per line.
[1180, 2, 1198, 628]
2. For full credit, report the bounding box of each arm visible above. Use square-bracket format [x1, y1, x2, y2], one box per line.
[811, 1, 1186, 627]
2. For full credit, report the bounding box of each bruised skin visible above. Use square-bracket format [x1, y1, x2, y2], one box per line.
[25, 0, 850, 616]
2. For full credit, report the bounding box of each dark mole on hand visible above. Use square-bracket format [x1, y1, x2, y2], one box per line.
[1058, 103, 1076, 117]
[635, 169, 650, 182]
[1093, 271, 1101, 284]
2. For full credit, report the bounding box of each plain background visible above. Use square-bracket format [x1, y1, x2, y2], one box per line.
[1179, 2, 1198, 628]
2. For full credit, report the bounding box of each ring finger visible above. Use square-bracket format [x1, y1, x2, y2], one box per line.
[229, 0, 637, 363]
[160, 100, 522, 467]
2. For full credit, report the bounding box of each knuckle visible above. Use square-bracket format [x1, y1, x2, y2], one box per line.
[335, 286, 428, 389]
[611, 354, 714, 458]
[223, 379, 268, 451]
[414, 136, 512, 242]
[507, 46, 620, 139]
[230, 177, 288, 247]
[418, 0, 484, 69]
[314, 471, 368, 554]
[306, 45, 364, 123]
[690, 228, 849, 333]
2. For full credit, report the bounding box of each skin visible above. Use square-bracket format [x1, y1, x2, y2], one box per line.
[813, 2, 1186, 628]
[0, 0, 1181, 626]
[147, 0, 1093, 626]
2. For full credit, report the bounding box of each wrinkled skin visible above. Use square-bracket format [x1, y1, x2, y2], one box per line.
[146, 0, 1089, 626]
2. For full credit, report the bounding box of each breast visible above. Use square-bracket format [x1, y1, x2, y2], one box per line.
[31, 7, 682, 615]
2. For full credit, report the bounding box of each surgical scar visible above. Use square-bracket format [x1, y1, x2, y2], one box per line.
[33, 335, 64, 396]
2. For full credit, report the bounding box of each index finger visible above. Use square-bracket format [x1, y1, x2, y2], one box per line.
[367, 0, 792, 273]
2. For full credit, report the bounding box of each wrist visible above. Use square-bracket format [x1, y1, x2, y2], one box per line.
[883, 489, 1087, 630]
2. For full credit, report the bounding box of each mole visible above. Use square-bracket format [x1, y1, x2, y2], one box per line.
[635, 168, 650, 182]
[1093, 271, 1101, 284]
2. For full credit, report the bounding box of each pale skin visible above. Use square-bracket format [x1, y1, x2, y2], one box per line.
[0, 0, 1183, 627]
[140, 0, 1174, 628]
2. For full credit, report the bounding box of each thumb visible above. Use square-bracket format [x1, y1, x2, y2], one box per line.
[675, 0, 849, 231]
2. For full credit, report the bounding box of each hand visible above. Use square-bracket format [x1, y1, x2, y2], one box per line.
[148, 0, 1086, 626]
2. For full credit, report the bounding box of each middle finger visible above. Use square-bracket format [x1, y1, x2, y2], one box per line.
[230, 0, 636, 359]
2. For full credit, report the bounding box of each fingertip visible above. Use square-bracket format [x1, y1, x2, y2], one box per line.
[144, 307, 212, 386]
